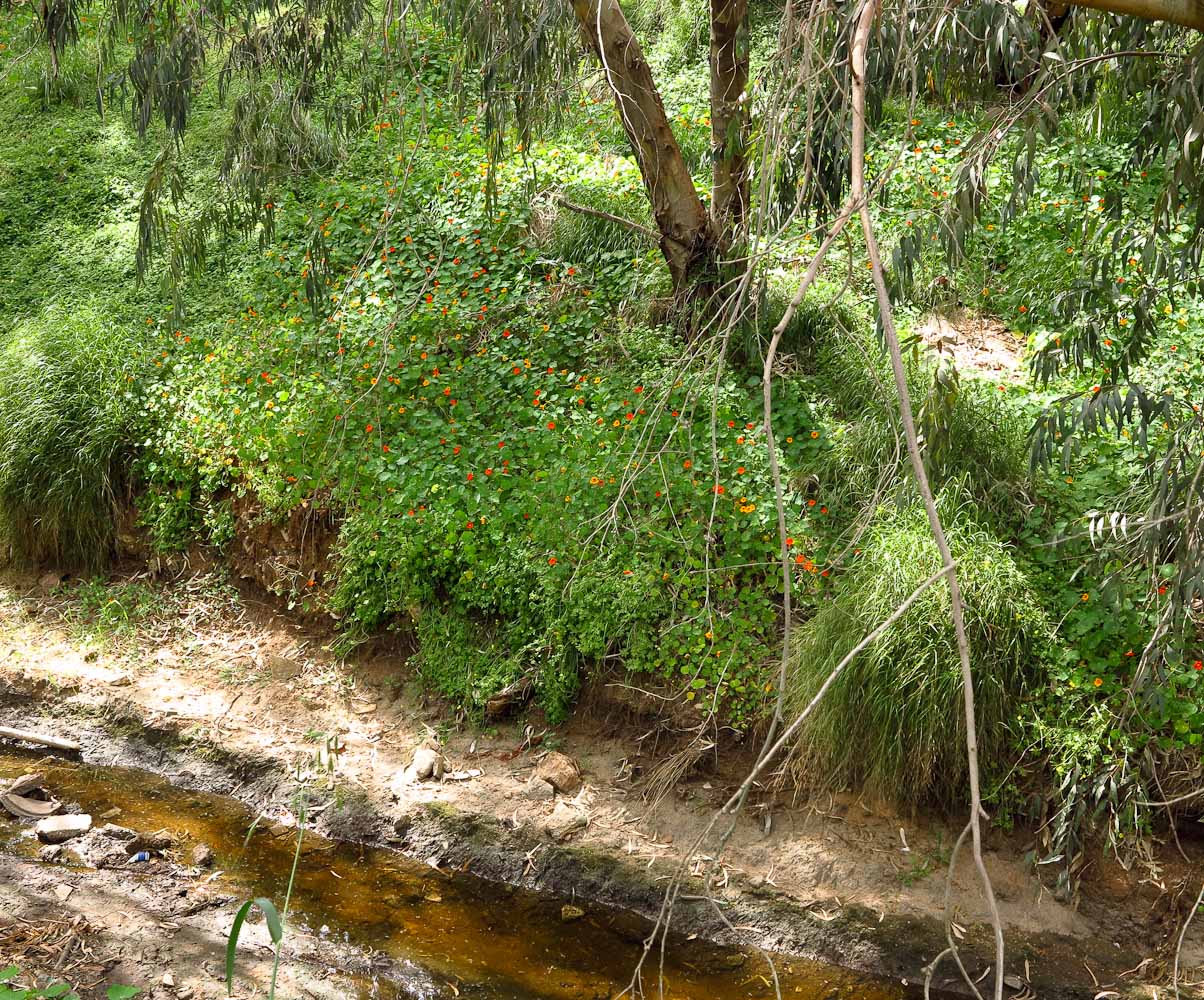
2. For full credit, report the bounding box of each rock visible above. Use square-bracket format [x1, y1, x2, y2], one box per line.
[98, 807, 123, 821]
[108, 674, 133, 688]
[265, 653, 303, 679]
[535, 751, 582, 796]
[560, 904, 585, 922]
[39, 845, 63, 863]
[408, 744, 446, 782]
[521, 778, 555, 801]
[53, 884, 75, 903]
[97, 824, 137, 841]
[38, 571, 63, 593]
[543, 801, 587, 842]
[133, 829, 175, 851]
[36, 814, 93, 844]
[391, 814, 412, 839]
[191, 844, 215, 867]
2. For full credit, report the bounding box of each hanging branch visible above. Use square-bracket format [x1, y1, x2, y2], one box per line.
[848, 1, 1006, 997]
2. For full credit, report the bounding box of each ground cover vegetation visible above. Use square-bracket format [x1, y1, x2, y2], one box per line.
[0, 0, 1202, 894]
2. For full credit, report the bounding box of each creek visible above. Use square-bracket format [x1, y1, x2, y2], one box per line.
[0, 747, 913, 1000]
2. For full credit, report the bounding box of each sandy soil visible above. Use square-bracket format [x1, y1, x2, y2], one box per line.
[0, 566, 1198, 998]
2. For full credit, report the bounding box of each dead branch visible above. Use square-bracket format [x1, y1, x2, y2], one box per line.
[849, 1, 1006, 996]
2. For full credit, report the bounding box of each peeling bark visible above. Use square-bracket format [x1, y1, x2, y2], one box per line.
[569, 0, 713, 292]
[709, 0, 749, 247]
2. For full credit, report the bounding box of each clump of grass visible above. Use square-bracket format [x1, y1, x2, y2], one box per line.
[807, 320, 1032, 519]
[787, 493, 1052, 806]
[728, 277, 859, 372]
[0, 306, 146, 567]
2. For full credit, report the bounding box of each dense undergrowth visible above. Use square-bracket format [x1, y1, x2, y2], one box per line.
[0, 1, 1201, 879]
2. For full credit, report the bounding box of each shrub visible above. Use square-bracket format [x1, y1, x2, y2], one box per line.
[786, 492, 1053, 806]
[0, 306, 147, 567]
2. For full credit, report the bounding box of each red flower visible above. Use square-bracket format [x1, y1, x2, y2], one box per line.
[467, 472, 474, 481]
[365, 424, 374, 433]
[547, 421, 556, 430]
[485, 468, 493, 476]
[1195, 660, 1203, 671]
[548, 556, 557, 566]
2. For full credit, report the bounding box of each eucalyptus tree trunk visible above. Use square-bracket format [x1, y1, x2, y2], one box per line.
[1065, 0, 1204, 28]
[709, 0, 749, 248]
[569, 0, 714, 292]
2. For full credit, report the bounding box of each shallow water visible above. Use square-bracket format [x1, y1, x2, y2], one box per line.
[0, 747, 910, 1000]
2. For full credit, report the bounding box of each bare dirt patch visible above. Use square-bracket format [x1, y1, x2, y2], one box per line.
[917, 311, 1028, 381]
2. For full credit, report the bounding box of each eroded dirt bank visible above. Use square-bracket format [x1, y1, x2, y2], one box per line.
[0, 567, 1196, 999]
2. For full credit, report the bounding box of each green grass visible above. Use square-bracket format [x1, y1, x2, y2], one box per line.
[786, 492, 1053, 806]
[0, 306, 149, 566]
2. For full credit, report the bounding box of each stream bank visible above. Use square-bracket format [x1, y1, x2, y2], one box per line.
[0, 567, 1193, 998]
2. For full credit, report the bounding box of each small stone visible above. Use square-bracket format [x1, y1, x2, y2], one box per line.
[39, 844, 64, 862]
[109, 674, 133, 688]
[98, 824, 137, 841]
[407, 744, 446, 783]
[543, 801, 587, 842]
[161, 973, 175, 988]
[38, 571, 63, 593]
[560, 904, 585, 923]
[134, 829, 175, 851]
[534, 751, 582, 796]
[98, 807, 123, 821]
[191, 844, 215, 867]
[521, 778, 555, 801]
[36, 814, 93, 844]
[53, 883, 75, 903]
[265, 653, 302, 679]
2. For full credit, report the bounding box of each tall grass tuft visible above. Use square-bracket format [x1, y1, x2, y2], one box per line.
[806, 319, 1032, 519]
[787, 493, 1052, 806]
[0, 307, 145, 567]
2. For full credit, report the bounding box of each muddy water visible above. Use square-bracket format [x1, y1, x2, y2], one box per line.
[0, 749, 908, 1000]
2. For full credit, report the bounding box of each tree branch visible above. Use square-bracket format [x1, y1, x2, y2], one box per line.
[1064, 0, 1204, 30]
[849, 0, 1006, 997]
[551, 193, 663, 244]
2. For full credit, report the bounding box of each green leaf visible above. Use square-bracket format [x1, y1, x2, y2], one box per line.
[105, 988, 140, 1000]
[0, 970, 18, 985]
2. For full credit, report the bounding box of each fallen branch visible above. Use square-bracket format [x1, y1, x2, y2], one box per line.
[0, 726, 80, 753]
[551, 193, 664, 245]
